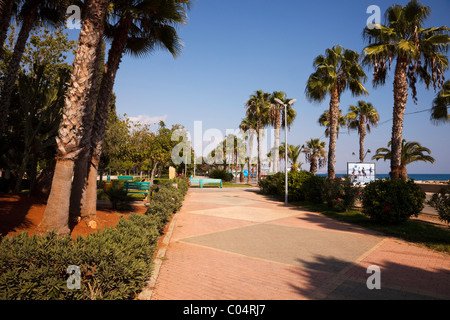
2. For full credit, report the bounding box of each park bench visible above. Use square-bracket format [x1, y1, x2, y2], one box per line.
[124, 181, 151, 198]
[200, 179, 223, 188]
[118, 176, 134, 181]
[190, 178, 201, 187]
[189, 178, 223, 188]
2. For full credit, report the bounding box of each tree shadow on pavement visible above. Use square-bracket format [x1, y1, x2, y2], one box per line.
[288, 254, 450, 300]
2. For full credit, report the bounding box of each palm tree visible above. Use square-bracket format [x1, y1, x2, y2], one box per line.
[430, 80, 450, 125]
[287, 144, 303, 171]
[372, 140, 435, 179]
[304, 138, 327, 175]
[36, 0, 110, 235]
[239, 116, 257, 183]
[0, 0, 67, 134]
[318, 109, 347, 139]
[268, 91, 297, 173]
[306, 45, 368, 179]
[246, 90, 270, 182]
[346, 101, 380, 162]
[79, 0, 190, 221]
[362, 0, 449, 180]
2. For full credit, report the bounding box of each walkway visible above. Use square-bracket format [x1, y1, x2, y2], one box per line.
[142, 187, 450, 300]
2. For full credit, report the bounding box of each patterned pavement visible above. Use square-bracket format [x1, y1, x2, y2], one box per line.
[141, 187, 450, 300]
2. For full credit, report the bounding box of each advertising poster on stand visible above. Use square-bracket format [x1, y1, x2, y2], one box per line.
[347, 163, 376, 185]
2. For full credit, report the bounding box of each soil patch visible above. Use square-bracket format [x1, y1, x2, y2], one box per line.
[0, 193, 147, 238]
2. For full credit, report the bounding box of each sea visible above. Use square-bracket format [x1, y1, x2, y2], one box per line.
[317, 173, 450, 182]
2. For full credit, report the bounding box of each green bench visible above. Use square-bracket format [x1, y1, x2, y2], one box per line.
[201, 179, 223, 188]
[124, 181, 151, 197]
[190, 178, 223, 189]
[118, 176, 134, 181]
[190, 179, 201, 187]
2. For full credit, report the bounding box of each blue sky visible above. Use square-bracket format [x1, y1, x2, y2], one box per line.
[70, 0, 450, 174]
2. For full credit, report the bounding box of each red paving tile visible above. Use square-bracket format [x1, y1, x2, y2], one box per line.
[147, 188, 450, 300]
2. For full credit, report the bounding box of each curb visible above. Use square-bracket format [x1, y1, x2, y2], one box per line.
[136, 207, 180, 300]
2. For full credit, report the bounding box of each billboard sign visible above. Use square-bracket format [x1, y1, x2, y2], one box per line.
[347, 162, 376, 185]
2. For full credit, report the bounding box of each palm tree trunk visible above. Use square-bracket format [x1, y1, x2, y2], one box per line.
[85, 13, 132, 218]
[37, 0, 109, 235]
[248, 130, 255, 182]
[359, 118, 366, 163]
[274, 110, 281, 173]
[310, 155, 317, 175]
[257, 125, 263, 182]
[391, 58, 409, 181]
[327, 87, 340, 179]
[0, 0, 14, 58]
[0, 1, 38, 134]
[69, 39, 105, 223]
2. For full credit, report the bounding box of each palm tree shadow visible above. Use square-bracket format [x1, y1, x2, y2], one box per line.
[288, 254, 449, 300]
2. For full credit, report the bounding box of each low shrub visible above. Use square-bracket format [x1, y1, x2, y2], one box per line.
[321, 176, 360, 212]
[288, 170, 315, 202]
[146, 178, 189, 232]
[427, 184, 450, 226]
[258, 172, 284, 197]
[104, 185, 134, 211]
[0, 214, 159, 300]
[302, 174, 326, 204]
[208, 169, 234, 182]
[0, 178, 190, 300]
[259, 171, 324, 203]
[361, 179, 426, 225]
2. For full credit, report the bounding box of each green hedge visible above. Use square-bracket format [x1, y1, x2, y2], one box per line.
[361, 179, 425, 225]
[259, 171, 327, 203]
[0, 178, 190, 300]
[427, 184, 450, 225]
[208, 169, 234, 182]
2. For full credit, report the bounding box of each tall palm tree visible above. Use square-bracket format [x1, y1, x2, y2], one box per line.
[372, 140, 435, 179]
[239, 116, 257, 183]
[318, 109, 347, 139]
[268, 91, 297, 173]
[306, 45, 368, 179]
[36, 0, 110, 235]
[362, 0, 449, 180]
[245, 90, 270, 182]
[304, 138, 327, 175]
[286, 144, 303, 171]
[79, 0, 190, 221]
[430, 80, 450, 125]
[0, 0, 67, 134]
[346, 101, 380, 162]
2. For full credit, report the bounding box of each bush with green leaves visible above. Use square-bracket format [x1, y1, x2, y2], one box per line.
[208, 169, 234, 182]
[361, 179, 426, 225]
[302, 174, 326, 204]
[0, 214, 160, 300]
[287, 170, 315, 202]
[258, 172, 285, 197]
[321, 176, 360, 212]
[104, 185, 134, 211]
[259, 170, 323, 202]
[0, 178, 190, 300]
[146, 182, 186, 232]
[427, 184, 450, 226]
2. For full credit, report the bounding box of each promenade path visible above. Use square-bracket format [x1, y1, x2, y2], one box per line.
[141, 187, 450, 300]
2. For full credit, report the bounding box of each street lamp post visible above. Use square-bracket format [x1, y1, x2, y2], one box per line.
[274, 98, 297, 206]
